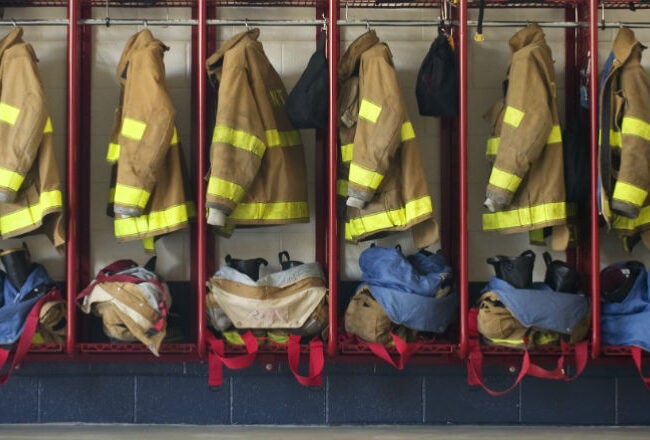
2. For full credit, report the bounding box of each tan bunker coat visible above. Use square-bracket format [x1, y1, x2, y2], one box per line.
[107, 30, 193, 251]
[0, 28, 64, 248]
[205, 29, 309, 230]
[337, 30, 438, 247]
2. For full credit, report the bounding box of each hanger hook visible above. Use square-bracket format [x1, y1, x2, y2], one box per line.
[143, 19, 149, 29]
[366, 19, 370, 30]
[600, 1, 606, 30]
[321, 13, 327, 32]
[104, 0, 110, 28]
[244, 18, 249, 30]
[345, 1, 349, 22]
[10, 18, 16, 28]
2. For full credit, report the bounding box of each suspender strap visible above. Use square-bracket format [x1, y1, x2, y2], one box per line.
[287, 335, 324, 387]
[365, 333, 423, 370]
[206, 330, 258, 387]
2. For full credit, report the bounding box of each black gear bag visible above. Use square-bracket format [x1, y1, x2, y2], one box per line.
[285, 32, 329, 129]
[415, 28, 458, 118]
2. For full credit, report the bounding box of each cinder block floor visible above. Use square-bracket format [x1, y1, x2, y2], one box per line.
[1, 425, 650, 439]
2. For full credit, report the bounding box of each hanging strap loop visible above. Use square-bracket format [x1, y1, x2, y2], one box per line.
[287, 334, 324, 387]
[365, 333, 422, 370]
[206, 330, 258, 387]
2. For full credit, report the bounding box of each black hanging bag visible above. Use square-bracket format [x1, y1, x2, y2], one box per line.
[285, 32, 329, 129]
[415, 28, 458, 118]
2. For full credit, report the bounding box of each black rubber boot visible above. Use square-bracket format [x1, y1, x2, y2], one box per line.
[278, 251, 303, 270]
[0, 243, 32, 290]
[543, 252, 581, 293]
[225, 255, 268, 281]
[486, 250, 535, 289]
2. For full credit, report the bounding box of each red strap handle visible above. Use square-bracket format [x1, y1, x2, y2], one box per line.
[0, 287, 62, 385]
[365, 333, 423, 370]
[206, 331, 258, 386]
[630, 347, 650, 389]
[287, 334, 324, 387]
[466, 307, 589, 396]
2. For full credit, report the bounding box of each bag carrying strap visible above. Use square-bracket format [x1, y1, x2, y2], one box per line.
[206, 330, 258, 387]
[365, 333, 423, 370]
[287, 334, 324, 387]
[630, 346, 650, 389]
[0, 287, 62, 385]
[467, 307, 589, 396]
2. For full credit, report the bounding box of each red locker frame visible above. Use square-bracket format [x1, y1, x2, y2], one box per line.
[4, 0, 649, 378]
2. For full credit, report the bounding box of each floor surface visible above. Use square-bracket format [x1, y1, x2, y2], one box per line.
[1, 425, 650, 439]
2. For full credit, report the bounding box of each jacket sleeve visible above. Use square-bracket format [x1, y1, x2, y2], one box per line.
[610, 65, 650, 219]
[485, 54, 554, 210]
[206, 64, 265, 223]
[113, 45, 175, 217]
[0, 45, 48, 203]
[346, 48, 403, 208]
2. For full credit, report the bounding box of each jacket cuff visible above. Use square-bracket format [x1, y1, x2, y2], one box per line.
[207, 208, 227, 226]
[0, 188, 17, 203]
[485, 187, 513, 211]
[346, 196, 366, 209]
[611, 199, 640, 219]
[113, 205, 143, 218]
[347, 187, 374, 204]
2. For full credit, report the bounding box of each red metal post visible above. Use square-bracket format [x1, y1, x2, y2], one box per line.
[327, 0, 340, 357]
[588, 0, 601, 358]
[66, 0, 81, 356]
[194, 0, 208, 357]
[457, 0, 469, 359]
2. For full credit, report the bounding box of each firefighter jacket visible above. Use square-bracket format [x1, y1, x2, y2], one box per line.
[337, 30, 438, 247]
[599, 28, 650, 250]
[0, 28, 64, 248]
[107, 30, 193, 251]
[482, 24, 569, 243]
[205, 29, 309, 229]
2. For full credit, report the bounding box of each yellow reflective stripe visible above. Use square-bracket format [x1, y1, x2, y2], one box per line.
[113, 183, 150, 209]
[349, 163, 383, 190]
[207, 177, 245, 202]
[503, 106, 524, 128]
[598, 129, 622, 148]
[341, 143, 353, 163]
[171, 127, 178, 144]
[229, 201, 308, 221]
[401, 122, 415, 141]
[482, 202, 568, 231]
[622, 116, 650, 141]
[142, 236, 154, 251]
[612, 205, 650, 231]
[0, 102, 19, 125]
[488, 167, 522, 193]
[114, 203, 191, 238]
[43, 118, 53, 134]
[212, 125, 266, 157]
[0, 190, 62, 235]
[121, 117, 147, 141]
[345, 196, 433, 240]
[106, 143, 121, 162]
[265, 129, 301, 148]
[529, 228, 545, 245]
[359, 99, 381, 123]
[0, 167, 24, 192]
[613, 181, 648, 207]
[486, 137, 500, 155]
[223, 330, 245, 345]
[547, 125, 562, 144]
[485, 336, 525, 346]
[337, 179, 348, 197]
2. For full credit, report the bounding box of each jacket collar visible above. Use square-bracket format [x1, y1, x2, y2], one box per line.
[508, 23, 545, 52]
[206, 28, 260, 82]
[0, 28, 24, 61]
[116, 30, 167, 82]
[612, 27, 644, 68]
[338, 30, 380, 80]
